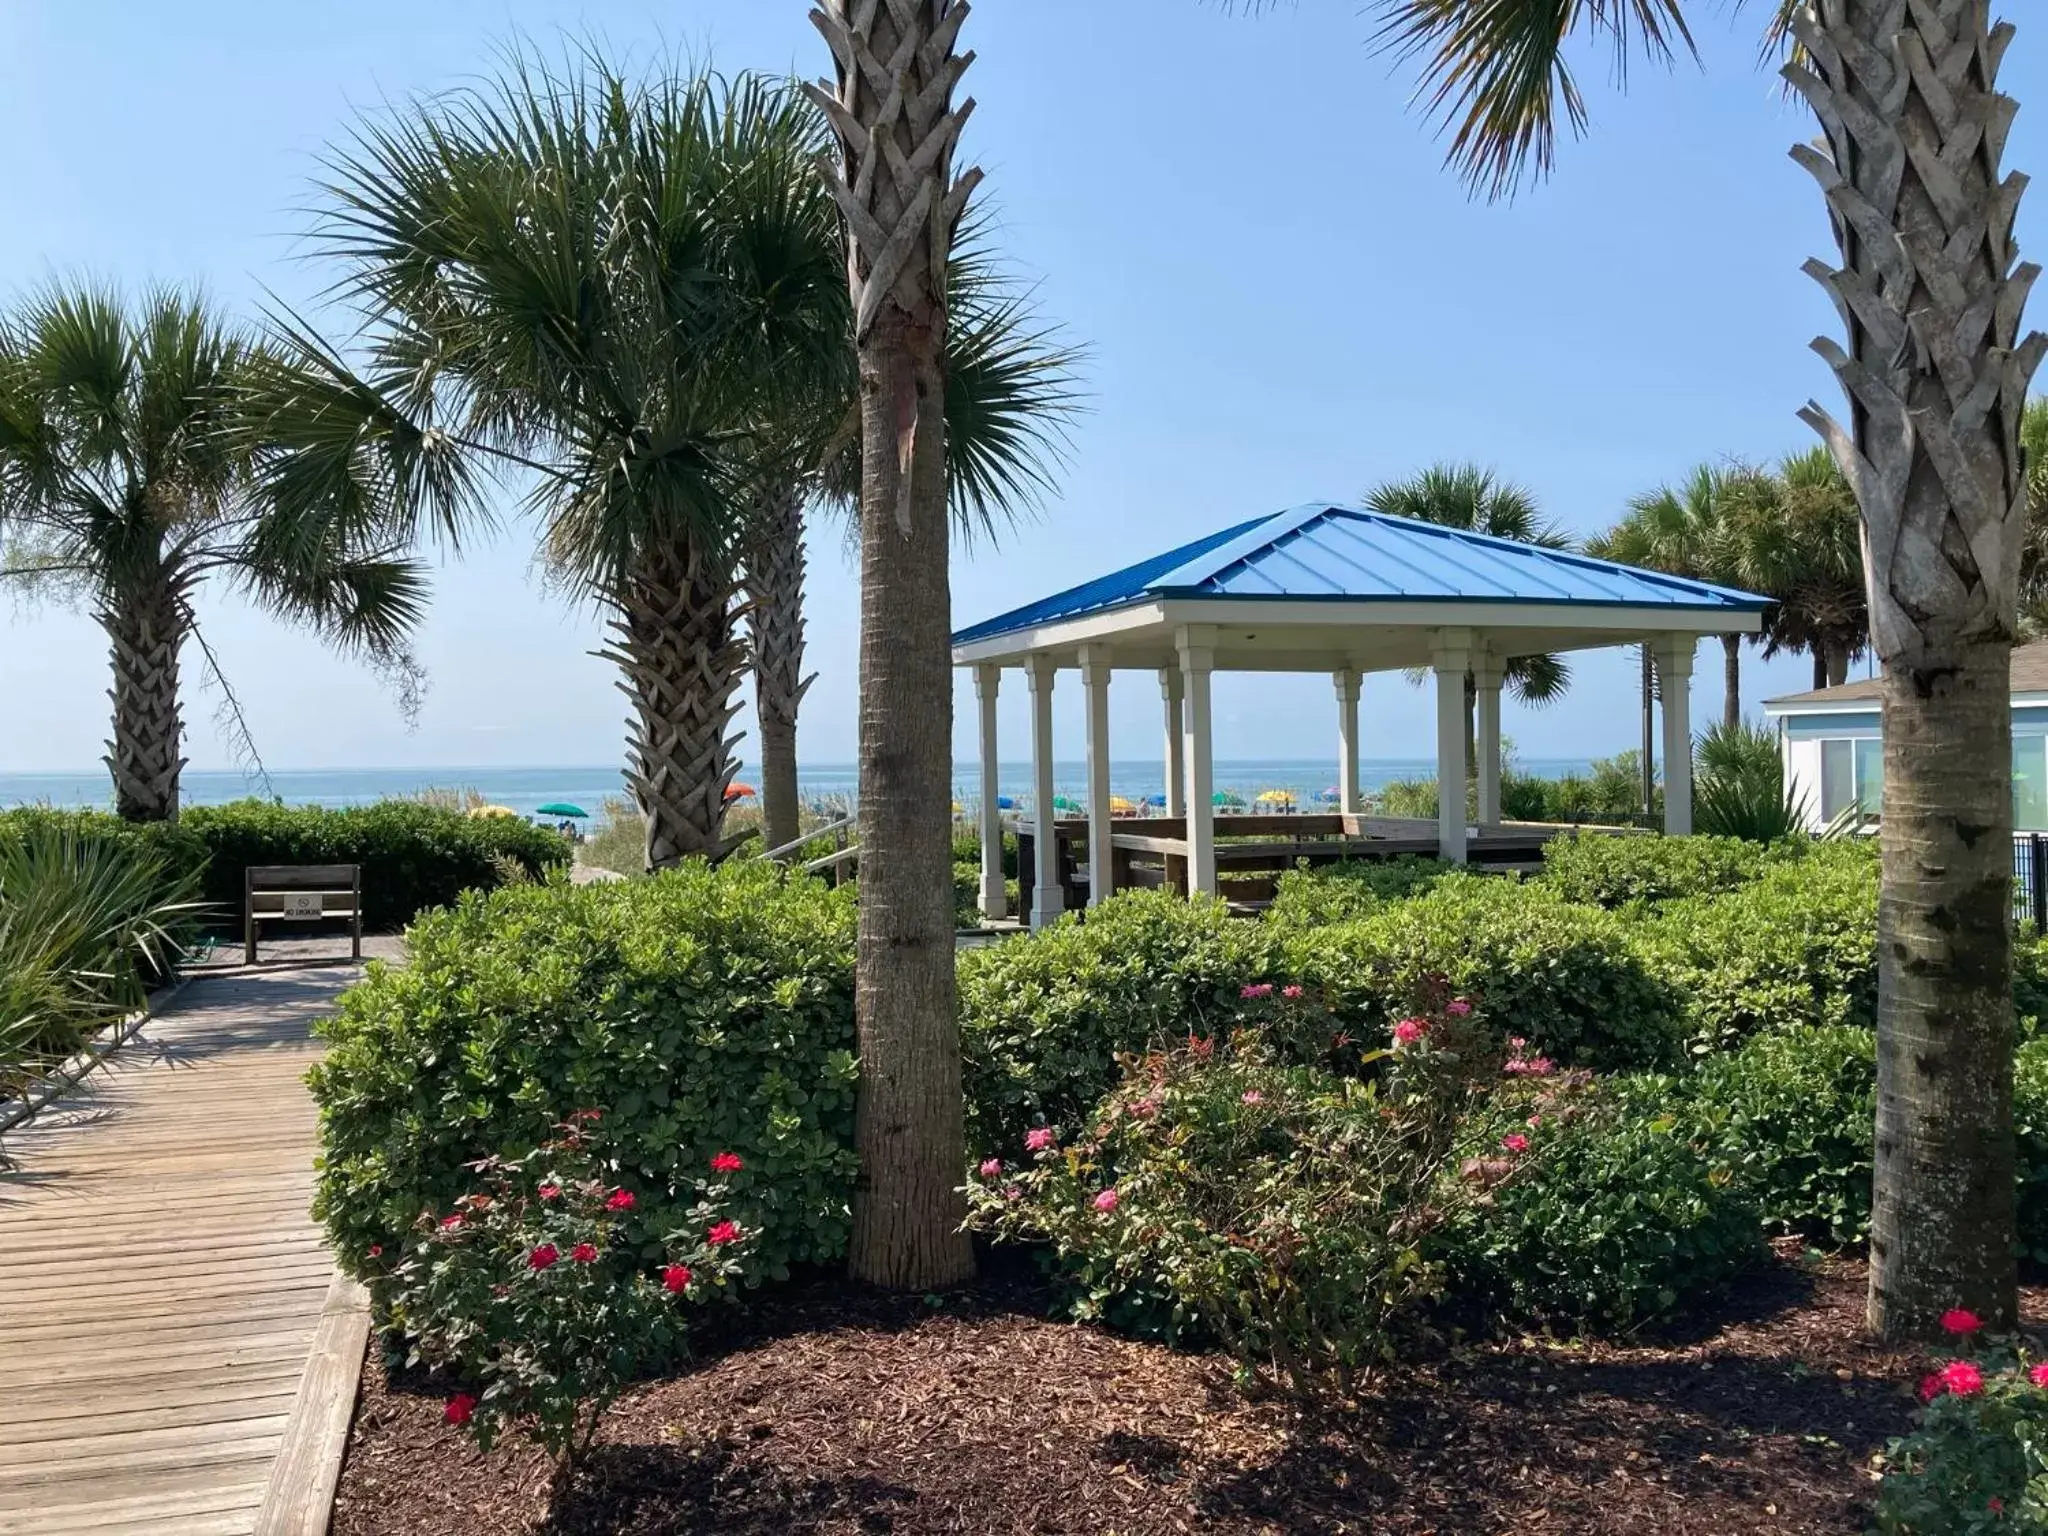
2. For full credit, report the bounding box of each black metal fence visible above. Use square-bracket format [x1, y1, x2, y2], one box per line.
[2018, 834, 2048, 931]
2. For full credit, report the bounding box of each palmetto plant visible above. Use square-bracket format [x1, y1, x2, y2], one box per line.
[1720, 449, 1869, 690]
[0, 288, 426, 821]
[1364, 0, 2041, 1336]
[1366, 463, 1573, 800]
[274, 56, 849, 869]
[805, 0, 984, 1288]
[0, 824, 202, 1094]
[1593, 465, 1748, 728]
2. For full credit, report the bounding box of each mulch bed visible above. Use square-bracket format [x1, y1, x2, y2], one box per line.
[331, 1248, 2043, 1536]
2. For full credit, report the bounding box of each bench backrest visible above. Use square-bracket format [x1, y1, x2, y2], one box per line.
[247, 865, 360, 891]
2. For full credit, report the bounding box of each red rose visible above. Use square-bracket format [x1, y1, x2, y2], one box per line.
[445, 1393, 478, 1426]
[571, 1242, 598, 1263]
[711, 1151, 744, 1173]
[366, 1244, 382, 1259]
[663, 1264, 693, 1293]
[605, 1188, 636, 1212]
[707, 1220, 740, 1246]
[528, 1243, 560, 1271]
[438, 1213, 463, 1232]
[1941, 1308, 1983, 1336]
[538, 1184, 562, 1201]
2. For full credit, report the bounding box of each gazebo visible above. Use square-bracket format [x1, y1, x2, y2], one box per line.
[952, 502, 1769, 929]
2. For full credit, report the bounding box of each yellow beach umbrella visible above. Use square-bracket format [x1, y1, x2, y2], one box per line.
[1255, 788, 1297, 809]
[1109, 795, 1137, 814]
[468, 804, 520, 819]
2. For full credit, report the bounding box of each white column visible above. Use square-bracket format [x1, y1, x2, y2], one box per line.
[1334, 668, 1362, 814]
[1080, 645, 1114, 907]
[1472, 649, 1503, 827]
[1431, 629, 1472, 864]
[1655, 634, 1697, 836]
[974, 664, 1006, 921]
[1177, 626, 1217, 898]
[1026, 654, 1063, 930]
[1159, 668, 1186, 817]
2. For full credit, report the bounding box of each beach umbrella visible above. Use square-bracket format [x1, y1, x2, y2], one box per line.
[1256, 789, 1297, 809]
[1109, 796, 1137, 814]
[1315, 787, 1342, 804]
[996, 796, 1017, 810]
[468, 804, 519, 819]
[1213, 790, 1245, 809]
[1051, 794, 1081, 811]
[724, 783, 756, 802]
[534, 802, 589, 818]
[1143, 793, 1167, 807]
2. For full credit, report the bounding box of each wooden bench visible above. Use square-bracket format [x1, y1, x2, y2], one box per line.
[245, 864, 363, 964]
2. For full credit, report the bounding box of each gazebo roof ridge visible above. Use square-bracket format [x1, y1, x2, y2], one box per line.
[953, 501, 1768, 651]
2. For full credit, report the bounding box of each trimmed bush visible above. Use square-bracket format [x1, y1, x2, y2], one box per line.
[1539, 833, 1773, 909]
[181, 799, 569, 930]
[1683, 1025, 1876, 1246]
[1283, 874, 1685, 1071]
[310, 862, 859, 1292]
[1640, 841, 1878, 1051]
[1266, 856, 1456, 927]
[1434, 1074, 1764, 1331]
[958, 891, 1280, 1154]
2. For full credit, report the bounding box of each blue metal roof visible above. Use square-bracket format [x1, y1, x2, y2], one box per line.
[953, 502, 1769, 647]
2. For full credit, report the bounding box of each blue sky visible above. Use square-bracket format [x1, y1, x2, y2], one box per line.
[3, 2, 2037, 776]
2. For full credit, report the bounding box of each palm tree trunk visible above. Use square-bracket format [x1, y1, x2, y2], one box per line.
[746, 481, 812, 856]
[102, 577, 186, 823]
[1787, 0, 2044, 1337]
[809, 0, 977, 1289]
[1811, 648, 1828, 691]
[603, 536, 748, 870]
[1825, 639, 1851, 689]
[1721, 635, 1741, 729]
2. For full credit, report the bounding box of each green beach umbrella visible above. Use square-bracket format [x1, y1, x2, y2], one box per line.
[1051, 794, 1082, 811]
[1213, 790, 1245, 808]
[535, 802, 589, 818]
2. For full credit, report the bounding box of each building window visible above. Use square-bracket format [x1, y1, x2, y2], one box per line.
[2017, 735, 2048, 833]
[1819, 736, 1882, 823]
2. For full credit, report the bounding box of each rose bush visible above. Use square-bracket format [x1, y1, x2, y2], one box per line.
[1874, 1310, 2048, 1533]
[969, 999, 1498, 1399]
[378, 1123, 750, 1471]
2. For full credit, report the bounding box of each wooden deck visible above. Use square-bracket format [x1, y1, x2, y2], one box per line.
[0, 966, 363, 1536]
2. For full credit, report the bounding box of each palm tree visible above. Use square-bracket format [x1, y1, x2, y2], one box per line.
[1366, 463, 1573, 806]
[746, 229, 1082, 856]
[2018, 397, 2048, 636]
[1593, 465, 1746, 728]
[805, 0, 983, 1288]
[0, 287, 425, 821]
[275, 57, 848, 870]
[1720, 450, 1869, 691]
[1365, 0, 2040, 1336]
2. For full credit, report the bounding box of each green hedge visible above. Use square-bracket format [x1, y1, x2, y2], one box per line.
[309, 862, 860, 1293]
[180, 800, 569, 931]
[959, 892, 1280, 1154]
[1265, 856, 1456, 926]
[1539, 833, 1776, 909]
[1282, 875, 1685, 1071]
[0, 801, 570, 934]
[1639, 842, 1878, 1052]
[1433, 1075, 1764, 1330]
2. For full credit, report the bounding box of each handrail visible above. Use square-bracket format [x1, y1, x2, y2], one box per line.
[797, 843, 861, 875]
[760, 814, 856, 864]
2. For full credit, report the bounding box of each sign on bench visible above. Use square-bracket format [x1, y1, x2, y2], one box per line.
[245, 864, 363, 964]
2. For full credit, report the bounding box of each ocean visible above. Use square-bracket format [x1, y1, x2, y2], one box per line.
[0, 758, 1601, 822]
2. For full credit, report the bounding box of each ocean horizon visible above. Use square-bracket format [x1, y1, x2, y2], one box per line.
[0, 757, 1605, 821]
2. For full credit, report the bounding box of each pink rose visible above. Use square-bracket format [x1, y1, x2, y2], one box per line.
[1446, 999, 1473, 1016]
[1093, 1189, 1120, 1213]
[1025, 1127, 1056, 1153]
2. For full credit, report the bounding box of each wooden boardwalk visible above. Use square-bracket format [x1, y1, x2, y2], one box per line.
[0, 966, 363, 1536]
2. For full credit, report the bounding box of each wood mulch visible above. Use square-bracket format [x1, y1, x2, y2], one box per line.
[330, 1247, 2042, 1536]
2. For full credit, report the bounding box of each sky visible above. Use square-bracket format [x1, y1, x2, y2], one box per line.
[3, 1, 2039, 778]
